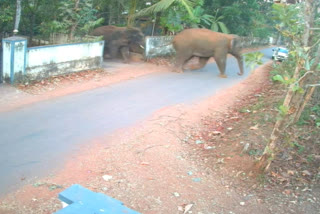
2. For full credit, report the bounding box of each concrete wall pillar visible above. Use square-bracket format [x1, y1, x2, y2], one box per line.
[2, 37, 27, 83]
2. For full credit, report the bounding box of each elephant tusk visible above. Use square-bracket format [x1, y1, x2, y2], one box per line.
[140, 45, 145, 49]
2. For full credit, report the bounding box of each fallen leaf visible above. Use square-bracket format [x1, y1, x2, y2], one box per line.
[183, 204, 194, 214]
[140, 162, 150, 166]
[283, 189, 291, 195]
[302, 170, 312, 176]
[173, 192, 180, 197]
[49, 184, 63, 191]
[287, 170, 295, 176]
[102, 175, 113, 181]
[212, 131, 221, 135]
[217, 158, 224, 164]
[242, 143, 250, 152]
[249, 124, 259, 130]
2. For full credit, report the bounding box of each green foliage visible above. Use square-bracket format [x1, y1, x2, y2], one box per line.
[249, 149, 263, 156]
[0, 0, 275, 39]
[158, 1, 203, 33]
[290, 141, 305, 154]
[278, 105, 289, 117]
[136, 0, 229, 34]
[307, 154, 314, 163]
[272, 3, 304, 43]
[199, 9, 229, 33]
[38, 0, 103, 37]
[204, 0, 274, 37]
[298, 104, 320, 127]
[39, 21, 66, 37]
[244, 52, 264, 71]
[0, 0, 15, 33]
[134, 0, 197, 19]
[159, 6, 184, 32]
[272, 74, 297, 86]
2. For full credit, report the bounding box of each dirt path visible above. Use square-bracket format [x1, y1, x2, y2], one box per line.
[0, 54, 319, 214]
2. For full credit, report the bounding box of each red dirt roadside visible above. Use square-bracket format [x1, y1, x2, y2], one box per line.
[0, 54, 319, 213]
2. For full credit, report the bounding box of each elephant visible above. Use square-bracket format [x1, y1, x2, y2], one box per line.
[172, 28, 244, 78]
[91, 25, 145, 63]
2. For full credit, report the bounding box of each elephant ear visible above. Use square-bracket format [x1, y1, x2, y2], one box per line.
[230, 36, 242, 54]
[126, 27, 144, 41]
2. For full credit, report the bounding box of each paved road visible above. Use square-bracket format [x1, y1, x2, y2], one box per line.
[0, 48, 273, 195]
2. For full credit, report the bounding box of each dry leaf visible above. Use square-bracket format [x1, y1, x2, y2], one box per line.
[140, 162, 150, 166]
[212, 131, 221, 135]
[183, 204, 194, 214]
[249, 124, 259, 130]
[287, 170, 295, 176]
[302, 170, 312, 176]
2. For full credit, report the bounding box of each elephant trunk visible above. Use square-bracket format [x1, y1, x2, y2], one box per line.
[230, 36, 244, 76]
[236, 54, 244, 76]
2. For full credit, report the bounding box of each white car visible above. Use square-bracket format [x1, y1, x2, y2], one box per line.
[272, 47, 289, 62]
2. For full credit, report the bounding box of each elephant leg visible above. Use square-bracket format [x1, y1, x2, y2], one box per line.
[103, 48, 111, 59]
[120, 46, 130, 63]
[109, 46, 119, 59]
[189, 57, 210, 70]
[230, 53, 244, 75]
[173, 52, 193, 73]
[214, 54, 228, 78]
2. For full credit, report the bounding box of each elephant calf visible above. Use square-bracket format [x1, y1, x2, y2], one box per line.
[172, 28, 244, 78]
[91, 25, 145, 63]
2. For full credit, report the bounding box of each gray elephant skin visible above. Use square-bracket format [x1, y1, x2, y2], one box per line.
[172, 28, 244, 78]
[91, 25, 145, 63]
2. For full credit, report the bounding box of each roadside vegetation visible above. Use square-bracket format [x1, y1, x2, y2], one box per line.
[1, 0, 273, 41]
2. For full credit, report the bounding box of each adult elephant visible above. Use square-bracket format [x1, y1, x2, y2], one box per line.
[91, 25, 145, 63]
[172, 28, 244, 78]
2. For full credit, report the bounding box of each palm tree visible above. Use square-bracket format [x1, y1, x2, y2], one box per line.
[134, 0, 197, 18]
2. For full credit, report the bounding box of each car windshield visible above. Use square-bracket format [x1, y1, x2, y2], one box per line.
[278, 48, 288, 54]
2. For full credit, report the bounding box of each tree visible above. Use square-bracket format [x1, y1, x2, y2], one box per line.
[38, 0, 103, 40]
[14, 0, 22, 34]
[134, 0, 196, 18]
[257, 0, 320, 172]
[198, 9, 229, 33]
[203, 0, 274, 37]
[0, 0, 15, 35]
[134, 0, 201, 34]
[128, 0, 137, 26]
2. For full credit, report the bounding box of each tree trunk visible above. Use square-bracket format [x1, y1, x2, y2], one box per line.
[302, 0, 313, 46]
[108, 5, 113, 25]
[293, 45, 320, 122]
[68, 0, 80, 40]
[127, 0, 137, 27]
[14, 0, 22, 34]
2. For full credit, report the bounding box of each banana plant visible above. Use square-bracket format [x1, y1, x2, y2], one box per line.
[209, 10, 229, 34]
[134, 0, 197, 18]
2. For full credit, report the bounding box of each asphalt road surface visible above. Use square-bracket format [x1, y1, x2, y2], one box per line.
[0, 48, 273, 196]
